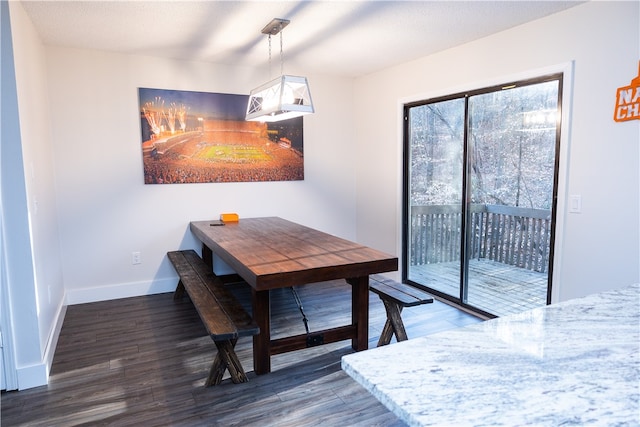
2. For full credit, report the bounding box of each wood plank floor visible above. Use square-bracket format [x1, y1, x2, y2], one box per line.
[1, 279, 482, 426]
[409, 259, 548, 317]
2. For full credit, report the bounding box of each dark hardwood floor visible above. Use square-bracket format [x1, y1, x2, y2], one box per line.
[2, 279, 482, 426]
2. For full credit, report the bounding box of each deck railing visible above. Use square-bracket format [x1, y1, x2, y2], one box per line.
[410, 204, 552, 273]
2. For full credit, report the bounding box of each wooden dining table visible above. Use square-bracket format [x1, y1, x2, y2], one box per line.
[189, 217, 398, 375]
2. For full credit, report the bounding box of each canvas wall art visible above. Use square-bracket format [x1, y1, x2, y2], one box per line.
[138, 87, 304, 184]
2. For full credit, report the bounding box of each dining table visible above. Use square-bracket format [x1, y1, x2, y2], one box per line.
[189, 216, 398, 375]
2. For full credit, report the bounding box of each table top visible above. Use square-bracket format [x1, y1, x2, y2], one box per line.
[190, 217, 398, 290]
[342, 283, 640, 427]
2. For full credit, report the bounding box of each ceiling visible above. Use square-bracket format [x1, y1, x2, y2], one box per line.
[20, 1, 583, 77]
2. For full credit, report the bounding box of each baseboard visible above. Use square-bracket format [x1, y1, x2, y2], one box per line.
[16, 362, 47, 390]
[65, 277, 178, 305]
[12, 295, 67, 390]
[43, 301, 67, 377]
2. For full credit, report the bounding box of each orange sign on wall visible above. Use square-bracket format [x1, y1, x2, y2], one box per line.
[614, 61, 640, 122]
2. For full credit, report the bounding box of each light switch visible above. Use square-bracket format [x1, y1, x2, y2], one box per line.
[569, 195, 582, 213]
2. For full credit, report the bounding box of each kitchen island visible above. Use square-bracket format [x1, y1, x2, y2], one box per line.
[342, 284, 639, 426]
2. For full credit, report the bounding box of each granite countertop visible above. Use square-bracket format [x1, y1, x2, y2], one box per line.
[342, 284, 640, 427]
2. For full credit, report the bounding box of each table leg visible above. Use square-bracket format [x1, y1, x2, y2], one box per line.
[351, 276, 369, 351]
[252, 288, 271, 375]
[201, 244, 213, 267]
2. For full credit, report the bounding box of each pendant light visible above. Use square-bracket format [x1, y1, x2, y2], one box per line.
[245, 18, 314, 122]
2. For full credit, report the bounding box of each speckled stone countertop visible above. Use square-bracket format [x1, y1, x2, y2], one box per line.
[342, 284, 639, 427]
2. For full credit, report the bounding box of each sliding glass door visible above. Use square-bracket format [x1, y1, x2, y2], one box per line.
[404, 75, 561, 317]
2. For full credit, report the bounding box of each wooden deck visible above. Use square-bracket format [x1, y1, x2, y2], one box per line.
[409, 259, 549, 317]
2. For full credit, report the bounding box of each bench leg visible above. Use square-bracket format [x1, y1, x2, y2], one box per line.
[378, 299, 408, 347]
[206, 338, 248, 386]
[173, 280, 185, 301]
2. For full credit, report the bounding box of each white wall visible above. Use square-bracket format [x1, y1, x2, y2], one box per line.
[354, 1, 640, 301]
[44, 48, 356, 303]
[4, 1, 66, 389]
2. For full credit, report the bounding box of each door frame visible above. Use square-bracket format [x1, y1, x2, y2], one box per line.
[399, 62, 574, 309]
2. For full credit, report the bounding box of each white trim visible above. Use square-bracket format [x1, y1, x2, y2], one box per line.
[65, 277, 177, 305]
[6, 303, 65, 391]
[42, 301, 66, 379]
[0, 188, 18, 392]
[16, 362, 47, 390]
[397, 61, 575, 304]
[549, 61, 575, 304]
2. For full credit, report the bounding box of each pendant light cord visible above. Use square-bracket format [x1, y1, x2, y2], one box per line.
[280, 29, 284, 76]
[268, 34, 272, 79]
[267, 23, 285, 79]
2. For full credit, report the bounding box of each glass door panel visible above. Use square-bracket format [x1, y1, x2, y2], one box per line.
[465, 82, 558, 316]
[406, 98, 465, 299]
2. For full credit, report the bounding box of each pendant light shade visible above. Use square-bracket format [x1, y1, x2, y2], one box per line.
[245, 75, 314, 122]
[245, 18, 314, 122]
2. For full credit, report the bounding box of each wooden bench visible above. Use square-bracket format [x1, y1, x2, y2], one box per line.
[167, 250, 259, 386]
[369, 274, 434, 347]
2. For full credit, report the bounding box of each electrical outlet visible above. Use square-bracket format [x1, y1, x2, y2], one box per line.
[132, 251, 141, 265]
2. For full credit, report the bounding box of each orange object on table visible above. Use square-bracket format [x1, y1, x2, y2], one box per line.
[220, 213, 239, 222]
